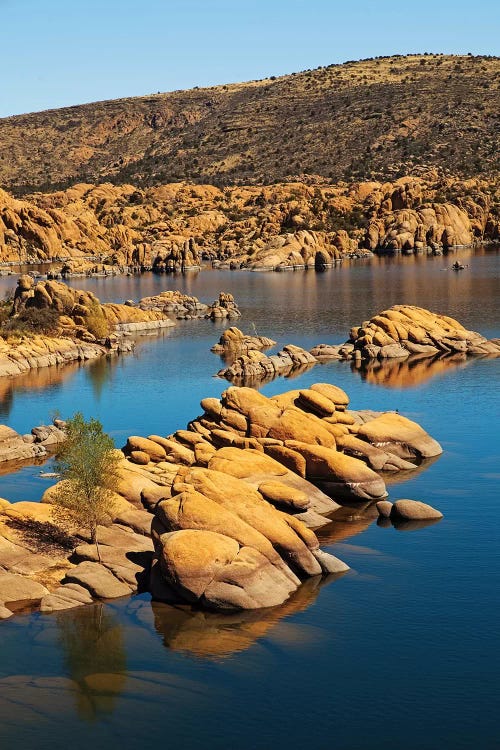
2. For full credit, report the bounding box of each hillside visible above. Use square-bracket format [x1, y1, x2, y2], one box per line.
[0, 54, 499, 194]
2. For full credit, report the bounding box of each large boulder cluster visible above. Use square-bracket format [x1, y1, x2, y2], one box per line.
[345, 305, 500, 362]
[2, 173, 498, 270]
[120, 383, 441, 611]
[0, 380, 443, 618]
[1, 280, 241, 378]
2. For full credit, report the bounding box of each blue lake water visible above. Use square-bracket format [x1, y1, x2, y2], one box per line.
[0, 248, 499, 749]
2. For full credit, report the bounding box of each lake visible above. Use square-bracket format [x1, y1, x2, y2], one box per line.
[0, 247, 499, 749]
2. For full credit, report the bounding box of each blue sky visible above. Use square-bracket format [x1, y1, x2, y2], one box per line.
[1, 0, 498, 117]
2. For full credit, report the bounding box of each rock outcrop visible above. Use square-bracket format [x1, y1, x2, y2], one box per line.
[1, 171, 498, 270]
[217, 344, 317, 385]
[0, 379, 442, 619]
[345, 305, 500, 362]
[137, 291, 241, 321]
[1, 279, 241, 380]
[214, 307, 500, 388]
[211, 326, 276, 356]
[0, 420, 66, 464]
[119, 382, 440, 611]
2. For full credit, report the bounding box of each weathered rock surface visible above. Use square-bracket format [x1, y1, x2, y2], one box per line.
[0, 420, 66, 463]
[2, 169, 498, 271]
[118, 381, 440, 611]
[0, 377, 443, 618]
[390, 499, 444, 521]
[39, 583, 94, 613]
[217, 307, 500, 388]
[64, 561, 132, 599]
[217, 344, 317, 384]
[0, 572, 49, 609]
[346, 305, 500, 362]
[355, 412, 443, 460]
[211, 326, 276, 355]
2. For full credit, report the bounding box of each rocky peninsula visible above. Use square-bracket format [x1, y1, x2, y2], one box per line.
[0, 377, 442, 619]
[0, 275, 240, 378]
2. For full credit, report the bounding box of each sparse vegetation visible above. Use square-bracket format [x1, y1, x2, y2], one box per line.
[51, 413, 121, 561]
[0, 54, 498, 194]
[0, 305, 60, 338]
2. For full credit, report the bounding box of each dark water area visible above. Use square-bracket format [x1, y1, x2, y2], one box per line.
[0, 248, 499, 748]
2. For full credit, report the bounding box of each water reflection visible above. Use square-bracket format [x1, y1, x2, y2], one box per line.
[377, 516, 443, 532]
[151, 573, 343, 659]
[56, 603, 127, 720]
[0, 361, 81, 419]
[352, 352, 476, 389]
[87, 356, 117, 402]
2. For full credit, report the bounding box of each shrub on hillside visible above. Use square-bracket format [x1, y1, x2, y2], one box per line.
[1, 307, 60, 337]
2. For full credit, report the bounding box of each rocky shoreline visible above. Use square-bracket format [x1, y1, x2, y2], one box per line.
[215, 309, 500, 385]
[2, 303, 495, 619]
[1, 173, 498, 273]
[0, 276, 240, 379]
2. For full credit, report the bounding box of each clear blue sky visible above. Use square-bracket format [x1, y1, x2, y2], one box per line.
[1, 0, 498, 118]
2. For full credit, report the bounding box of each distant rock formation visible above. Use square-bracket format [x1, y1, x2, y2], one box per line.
[1, 172, 498, 269]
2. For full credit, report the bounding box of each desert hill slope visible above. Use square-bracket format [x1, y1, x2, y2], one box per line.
[0, 54, 498, 194]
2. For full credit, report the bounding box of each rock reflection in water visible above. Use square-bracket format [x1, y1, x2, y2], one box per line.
[352, 351, 473, 389]
[151, 573, 343, 659]
[0, 361, 81, 419]
[56, 602, 127, 720]
[227, 361, 316, 389]
[377, 516, 443, 532]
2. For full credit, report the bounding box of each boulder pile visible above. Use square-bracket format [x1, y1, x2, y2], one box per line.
[217, 344, 317, 384]
[215, 308, 500, 386]
[1, 279, 241, 379]
[0, 380, 443, 619]
[137, 291, 241, 321]
[345, 305, 500, 362]
[0, 420, 66, 464]
[120, 382, 441, 611]
[211, 326, 276, 355]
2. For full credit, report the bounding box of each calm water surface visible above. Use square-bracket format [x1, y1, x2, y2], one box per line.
[0, 249, 499, 749]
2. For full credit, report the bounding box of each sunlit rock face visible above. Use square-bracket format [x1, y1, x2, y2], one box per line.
[346, 305, 500, 362]
[0, 372, 442, 618]
[120, 382, 442, 612]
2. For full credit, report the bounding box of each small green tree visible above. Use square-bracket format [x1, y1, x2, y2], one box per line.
[52, 413, 121, 562]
